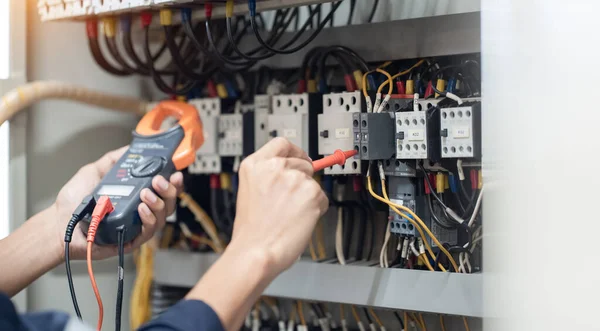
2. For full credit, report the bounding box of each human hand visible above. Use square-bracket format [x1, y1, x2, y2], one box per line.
[52, 146, 184, 260]
[230, 138, 329, 278]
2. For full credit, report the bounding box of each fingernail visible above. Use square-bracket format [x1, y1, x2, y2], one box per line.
[157, 176, 170, 191]
[145, 190, 158, 203]
[140, 204, 152, 216]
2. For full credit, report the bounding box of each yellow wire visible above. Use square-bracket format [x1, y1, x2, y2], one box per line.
[378, 59, 426, 94]
[130, 242, 154, 329]
[439, 316, 447, 331]
[463, 317, 471, 331]
[350, 305, 362, 324]
[340, 304, 345, 320]
[409, 313, 424, 331]
[419, 254, 435, 272]
[316, 219, 326, 259]
[367, 176, 459, 272]
[367, 176, 455, 271]
[183, 231, 219, 252]
[368, 308, 384, 328]
[309, 238, 318, 260]
[289, 302, 297, 321]
[179, 192, 225, 253]
[404, 312, 409, 331]
[297, 301, 307, 326]
[419, 314, 427, 331]
[160, 224, 173, 249]
[362, 68, 394, 98]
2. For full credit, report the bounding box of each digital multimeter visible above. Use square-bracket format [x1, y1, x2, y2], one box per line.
[81, 101, 204, 245]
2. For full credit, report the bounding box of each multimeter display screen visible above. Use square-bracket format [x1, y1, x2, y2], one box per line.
[97, 185, 135, 197]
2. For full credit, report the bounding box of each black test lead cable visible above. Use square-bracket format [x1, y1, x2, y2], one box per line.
[64, 196, 97, 321]
[115, 227, 126, 331]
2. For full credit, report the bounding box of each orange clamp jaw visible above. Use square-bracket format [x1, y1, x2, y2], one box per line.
[135, 101, 204, 170]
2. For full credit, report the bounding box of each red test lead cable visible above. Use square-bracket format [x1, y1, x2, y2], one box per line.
[86, 196, 114, 331]
[312, 149, 358, 172]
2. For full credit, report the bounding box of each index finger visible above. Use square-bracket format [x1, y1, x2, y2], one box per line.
[252, 138, 311, 162]
[94, 145, 129, 177]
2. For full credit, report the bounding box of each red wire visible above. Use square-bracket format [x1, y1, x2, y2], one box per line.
[87, 241, 103, 331]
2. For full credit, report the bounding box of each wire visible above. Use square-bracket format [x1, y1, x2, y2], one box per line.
[367, 173, 459, 271]
[427, 195, 457, 230]
[249, 1, 343, 55]
[379, 222, 392, 268]
[115, 229, 125, 331]
[335, 207, 346, 265]
[394, 312, 405, 330]
[368, 0, 380, 23]
[419, 314, 427, 331]
[439, 315, 447, 331]
[368, 309, 384, 328]
[348, 0, 357, 25]
[179, 223, 219, 252]
[87, 242, 103, 331]
[297, 301, 307, 326]
[378, 60, 426, 95]
[130, 243, 153, 329]
[64, 242, 81, 320]
[463, 317, 471, 331]
[179, 192, 225, 253]
[316, 219, 327, 259]
[468, 186, 484, 227]
[350, 305, 362, 325]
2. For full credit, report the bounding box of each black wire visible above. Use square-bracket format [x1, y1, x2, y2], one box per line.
[362, 308, 373, 324]
[115, 228, 125, 331]
[143, 26, 198, 95]
[348, 0, 357, 25]
[249, 2, 342, 55]
[368, 0, 380, 23]
[88, 36, 130, 76]
[427, 195, 456, 230]
[65, 242, 82, 320]
[164, 26, 216, 81]
[394, 312, 405, 330]
[341, 205, 354, 259]
[105, 35, 137, 74]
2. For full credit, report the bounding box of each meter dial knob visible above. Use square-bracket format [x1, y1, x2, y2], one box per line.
[131, 157, 166, 178]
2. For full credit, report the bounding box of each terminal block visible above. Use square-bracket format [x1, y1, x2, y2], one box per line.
[252, 95, 271, 152]
[353, 112, 395, 160]
[268, 93, 321, 159]
[318, 91, 364, 175]
[440, 101, 482, 159]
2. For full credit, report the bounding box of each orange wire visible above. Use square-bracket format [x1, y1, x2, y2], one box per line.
[87, 241, 103, 331]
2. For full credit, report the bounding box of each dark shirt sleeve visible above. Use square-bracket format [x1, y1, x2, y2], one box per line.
[0, 292, 85, 331]
[138, 300, 224, 331]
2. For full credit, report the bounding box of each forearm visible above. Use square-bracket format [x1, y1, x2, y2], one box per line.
[0, 206, 63, 296]
[185, 243, 275, 331]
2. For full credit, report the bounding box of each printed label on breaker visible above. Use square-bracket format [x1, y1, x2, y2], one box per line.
[453, 127, 470, 138]
[408, 129, 425, 141]
[335, 128, 351, 139]
[283, 129, 297, 138]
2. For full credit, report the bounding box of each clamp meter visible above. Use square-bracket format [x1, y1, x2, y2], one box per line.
[81, 101, 204, 245]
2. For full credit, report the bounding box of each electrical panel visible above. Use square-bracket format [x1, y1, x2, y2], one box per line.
[269, 93, 321, 159]
[440, 101, 482, 159]
[318, 91, 363, 175]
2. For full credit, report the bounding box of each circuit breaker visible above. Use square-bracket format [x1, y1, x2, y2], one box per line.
[218, 114, 244, 157]
[269, 93, 321, 159]
[388, 176, 417, 236]
[395, 110, 440, 161]
[353, 112, 395, 160]
[440, 101, 481, 159]
[318, 91, 363, 175]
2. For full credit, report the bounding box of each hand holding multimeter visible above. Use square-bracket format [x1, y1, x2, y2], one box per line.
[63, 101, 204, 331]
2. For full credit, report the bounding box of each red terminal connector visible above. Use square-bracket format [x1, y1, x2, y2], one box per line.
[428, 173, 436, 190]
[86, 196, 114, 243]
[424, 177, 431, 195]
[424, 81, 435, 98]
[470, 169, 478, 190]
[140, 12, 153, 28]
[396, 81, 406, 95]
[86, 19, 98, 38]
[209, 174, 221, 189]
[297, 79, 307, 94]
[352, 176, 363, 192]
[344, 75, 357, 92]
[312, 149, 358, 172]
[205, 2, 213, 20]
[207, 80, 218, 98]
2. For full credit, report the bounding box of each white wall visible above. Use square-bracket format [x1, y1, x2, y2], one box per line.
[25, 1, 146, 329]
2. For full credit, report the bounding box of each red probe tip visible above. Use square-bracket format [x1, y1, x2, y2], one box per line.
[312, 149, 358, 172]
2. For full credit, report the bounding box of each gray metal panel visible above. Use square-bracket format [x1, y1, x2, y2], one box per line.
[153, 250, 483, 317]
